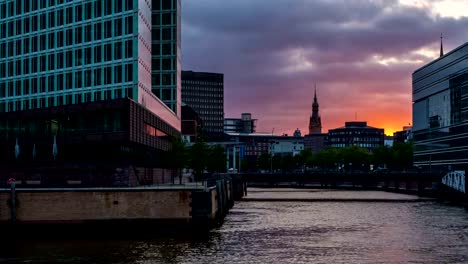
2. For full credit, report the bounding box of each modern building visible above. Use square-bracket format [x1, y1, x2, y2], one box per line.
[412, 41, 468, 170]
[269, 138, 304, 157]
[224, 113, 257, 134]
[0, 0, 182, 185]
[152, 0, 181, 116]
[181, 71, 224, 139]
[328, 122, 384, 152]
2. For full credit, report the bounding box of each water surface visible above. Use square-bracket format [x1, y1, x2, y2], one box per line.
[1, 189, 467, 264]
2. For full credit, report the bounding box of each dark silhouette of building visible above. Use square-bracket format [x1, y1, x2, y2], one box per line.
[305, 86, 327, 153]
[393, 126, 412, 143]
[309, 87, 322, 134]
[328, 122, 384, 152]
[304, 134, 328, 153]
[182, 104, 203, 143]
[413, 41, 468, 170]
[224, 113, 257, 134]
[181, 71, 224, 140]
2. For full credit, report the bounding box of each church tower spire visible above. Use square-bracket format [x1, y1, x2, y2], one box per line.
[309, 83, 322, 134]
[440, 33, 444, 57]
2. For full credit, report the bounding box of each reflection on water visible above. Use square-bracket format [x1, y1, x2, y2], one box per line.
[1, 189, 468, 264]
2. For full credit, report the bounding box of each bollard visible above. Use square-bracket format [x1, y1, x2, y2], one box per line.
[8, 178, 16, 224]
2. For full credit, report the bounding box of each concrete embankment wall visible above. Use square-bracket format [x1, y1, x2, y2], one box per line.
[0, 174, 245, 230]
[0, 189, 193, 223]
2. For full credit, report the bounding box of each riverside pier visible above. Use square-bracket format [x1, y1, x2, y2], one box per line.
[0, 174, 246, 233]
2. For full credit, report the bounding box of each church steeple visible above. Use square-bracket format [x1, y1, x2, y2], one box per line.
[440, 33, 444, 58]
[309, 83, 322, 134]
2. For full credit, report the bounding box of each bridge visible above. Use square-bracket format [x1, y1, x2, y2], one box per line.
[241, 171, 467, 205]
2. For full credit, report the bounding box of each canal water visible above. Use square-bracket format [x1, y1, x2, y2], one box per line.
[1, 189, 468, 264]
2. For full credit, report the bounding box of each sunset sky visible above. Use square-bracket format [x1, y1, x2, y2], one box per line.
[182, 0, 468, 136]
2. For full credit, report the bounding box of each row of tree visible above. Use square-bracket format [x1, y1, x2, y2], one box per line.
[254, 142, 413, 172]
[165, 138, 414, 179]
[164, 138, 227, 181]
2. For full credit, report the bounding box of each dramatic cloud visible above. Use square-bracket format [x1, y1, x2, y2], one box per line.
[182, 0, 468, 135]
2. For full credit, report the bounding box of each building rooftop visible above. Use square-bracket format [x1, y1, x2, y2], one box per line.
[413, 42, 468, 74]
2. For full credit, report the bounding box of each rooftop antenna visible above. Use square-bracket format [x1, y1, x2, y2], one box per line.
[440, 33, 444, 57]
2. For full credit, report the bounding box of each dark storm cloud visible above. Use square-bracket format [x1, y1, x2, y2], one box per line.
[181, 0, 468, 134]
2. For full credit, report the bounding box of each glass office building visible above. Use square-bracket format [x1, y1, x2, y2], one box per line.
[412, 42, 468, 170]
[151, 0, 181, 117]
[0, 0, 180, 130]
[0, 1, 182, 183]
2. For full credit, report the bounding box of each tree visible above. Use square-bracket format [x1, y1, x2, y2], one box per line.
[206, 145, 227, 173]
[189, 141, 209, 181]
[372, 145, 393, 168]
[281, 154, 295, 172]
[166, 137, 188, 184]
[296, 149, 313, 168]
[257, 153, 272, 171]
[391, 141, 413, 169]
[339, 146, 369, 170]
[315, 148, 339, 169]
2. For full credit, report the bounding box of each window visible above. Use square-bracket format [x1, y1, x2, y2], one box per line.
[85, 24, 92, 42]
[114, 42, 122, 59]
[125, 16, 133, 34]
[125, 40, 132, 58]
[114, 65, 122, 83]
[75, 71, 82, 88]
[114, 19, 122, 36]
[104, 44, 112, 61]
[125, 64, 132, 82]
[66, 28, 73, 46]
[94, 1, 102, 18]
[104, 67, 112, 84]
[94, 22, 102, 40]
[66, 7, 73, 24]
[104, 20, 112, 38]
[94, 46, 102, 63]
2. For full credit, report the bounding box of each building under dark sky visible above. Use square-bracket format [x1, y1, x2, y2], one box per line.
[224, 113, 256, 134]
[413, 42, 468, 170]
[328, 122, 384, 152]
[0, 0, 182, 185]
[181, 70, 224, 139]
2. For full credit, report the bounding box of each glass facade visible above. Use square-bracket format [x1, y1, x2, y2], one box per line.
[151, 0, 181, 116]
[412, 43, 468, 170]
[0, 0, 137, 112]
[0, 0, 181, 131]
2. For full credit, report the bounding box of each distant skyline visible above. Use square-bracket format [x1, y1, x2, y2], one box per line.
[182, 0, 468, 135]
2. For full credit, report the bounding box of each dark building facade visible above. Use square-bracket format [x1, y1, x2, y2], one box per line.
[181, 104, 203, 143]
[304, 134, 328, 153]
[328, 122, 384, 152]
[181, 71, 224, 139]
[393, 126, 412, 144]
[305, 87, 327, 152]
[412, 42, 468, 170]
[309, 88, 322, 134]
[224, 113, 257, 134]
